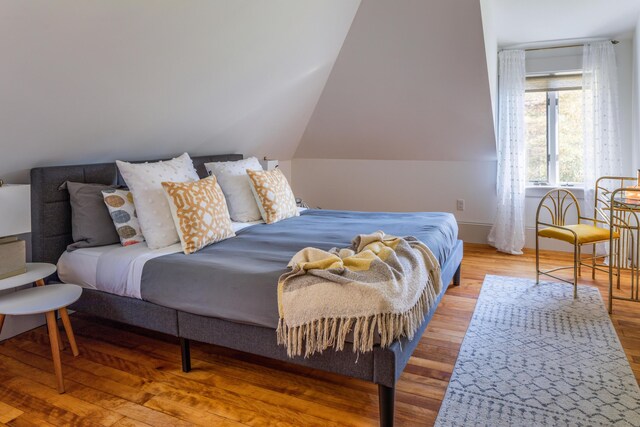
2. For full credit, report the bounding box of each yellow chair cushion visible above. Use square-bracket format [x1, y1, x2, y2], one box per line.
[538, 224, 619, 244]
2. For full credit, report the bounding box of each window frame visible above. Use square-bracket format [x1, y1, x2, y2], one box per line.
[525, 74, 584, 189]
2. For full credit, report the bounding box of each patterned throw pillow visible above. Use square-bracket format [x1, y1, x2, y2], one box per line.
[246, 169, 299, 224]
[116, 153, 200, 250]
[101, 189, 145, 246]
[162, 176, 235, 254]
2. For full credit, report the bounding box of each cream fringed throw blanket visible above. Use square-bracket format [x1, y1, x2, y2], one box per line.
[277, 231, 442, 358]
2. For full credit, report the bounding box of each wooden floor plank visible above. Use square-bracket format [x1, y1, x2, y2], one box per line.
[0, 243, 638, 426]
[0, 401, 23, 424]
[109, 418, 153, 427]
[7, 412, 58, 427]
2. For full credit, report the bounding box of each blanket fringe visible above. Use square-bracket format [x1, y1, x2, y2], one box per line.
[276, 283, 439, 358]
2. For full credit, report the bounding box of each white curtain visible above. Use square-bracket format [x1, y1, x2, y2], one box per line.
[489, 50, 526, 255]
[583, 41, 622, 211]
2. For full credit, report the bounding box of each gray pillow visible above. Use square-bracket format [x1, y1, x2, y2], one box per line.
[65, 182, 120, 251]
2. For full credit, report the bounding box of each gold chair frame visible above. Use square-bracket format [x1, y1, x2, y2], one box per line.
[535, 188, 617, 298]
[594, 177, 637, 288]
[608, 186, 640, 313]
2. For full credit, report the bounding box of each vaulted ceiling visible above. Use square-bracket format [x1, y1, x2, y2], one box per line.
[1, 0, 360, 182]
[489, 0, 640, 46]
[2, 0, 498, 182]
[294, 0, 497, 161]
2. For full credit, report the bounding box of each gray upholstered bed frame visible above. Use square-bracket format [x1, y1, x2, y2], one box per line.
[30, 154, 463, 427]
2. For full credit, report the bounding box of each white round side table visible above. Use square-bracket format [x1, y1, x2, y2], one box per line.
[0, 263, 82, 393]
[0, 263, 56, 292]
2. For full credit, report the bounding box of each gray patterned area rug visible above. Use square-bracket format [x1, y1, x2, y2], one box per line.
[435, 275, 640, 427]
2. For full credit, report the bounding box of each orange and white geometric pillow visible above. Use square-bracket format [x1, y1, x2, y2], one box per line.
[247, 168, 299, 224]
[161, 176, 235, 254]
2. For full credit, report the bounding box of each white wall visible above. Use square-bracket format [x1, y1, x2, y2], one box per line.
[633, 17, 640, 171]
[278, 160, 292, 184]
[293, 159, 497, 223]
[480, 0, 498, 131]
[291, 0, 497, 246]
[294, 0, 496, 161]
[0, 312, 45, 342]
[0, 0, 360, 184]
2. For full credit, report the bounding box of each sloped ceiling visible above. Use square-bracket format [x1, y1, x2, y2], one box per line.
[490, 0, 640, 46]
[295, 0, 497, 161]
[0, 0, 360, 182]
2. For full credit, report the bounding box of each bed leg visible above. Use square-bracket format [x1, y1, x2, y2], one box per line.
[378, 384, 395, 427]
[180, 338, 191, 373]
[452, 264, 461, 286]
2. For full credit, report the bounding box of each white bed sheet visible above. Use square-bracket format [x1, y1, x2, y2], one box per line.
[57, 219, 266, 299]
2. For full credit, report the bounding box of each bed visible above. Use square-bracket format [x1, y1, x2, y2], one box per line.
[31, 154, 463, 427]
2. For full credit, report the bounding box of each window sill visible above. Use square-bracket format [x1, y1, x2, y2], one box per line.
[526, 185, 584, 199]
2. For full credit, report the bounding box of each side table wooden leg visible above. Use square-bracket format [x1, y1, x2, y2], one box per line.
[36, 280, 65, 351]
[45, 311, 65, 393]
[0, 314, 5, 337]
[55, 311, 65, 351]
[59, 308, 79, 357]
[45, 312, 65, 352]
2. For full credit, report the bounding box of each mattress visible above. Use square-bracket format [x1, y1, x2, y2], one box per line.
[141, 209, 459, 329]
[60, 209, 459, 330]
[57, 219, 266, 297]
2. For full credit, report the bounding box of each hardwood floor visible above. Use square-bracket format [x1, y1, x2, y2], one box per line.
[0, 243, 638, 426]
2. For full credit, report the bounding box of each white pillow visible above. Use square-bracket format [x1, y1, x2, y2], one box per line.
[116, 153, 199, 249]
[205, 157, 264, 222]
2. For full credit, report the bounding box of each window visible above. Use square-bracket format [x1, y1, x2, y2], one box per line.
[525, 73, 584, 186]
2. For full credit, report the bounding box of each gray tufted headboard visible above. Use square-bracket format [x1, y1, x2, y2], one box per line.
[30, 154, 243, 272]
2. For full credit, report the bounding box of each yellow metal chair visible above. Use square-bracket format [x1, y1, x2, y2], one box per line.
[536, 188, 619, 298]
[593, 176, 637, 287]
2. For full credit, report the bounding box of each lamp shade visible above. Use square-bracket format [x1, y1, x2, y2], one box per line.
[0, 184, 31, 236]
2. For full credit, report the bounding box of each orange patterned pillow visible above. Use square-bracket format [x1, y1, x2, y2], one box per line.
[162, 176, 235, 254]
[247, 168, 299, 224]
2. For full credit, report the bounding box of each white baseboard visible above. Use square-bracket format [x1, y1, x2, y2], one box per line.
[458, 221, 580, 253]
[0, 285, 46, 342]
[0, 313, 45, 342]
[457, 222, 492, 245]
